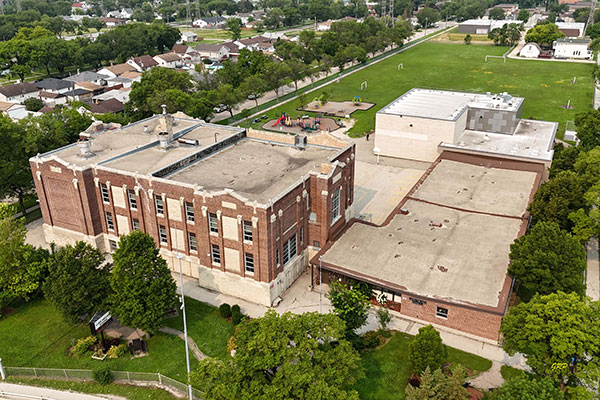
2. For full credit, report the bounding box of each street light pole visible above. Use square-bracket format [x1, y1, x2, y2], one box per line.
[174, 224, 193, 400]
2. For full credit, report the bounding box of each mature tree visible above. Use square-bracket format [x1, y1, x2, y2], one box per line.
[518, 9, 530, 22]
[406, 365, 468, 400]
[191, 310, 362, 400]
[528, 171, 586, 231]
[524, 23, 565, 46]
[408, 325, 448, 374]
[264, 62, 291, 101]
[487, 375, 562, 400]
[110, 231, 177, 333]
[549, 143, 580, 178]
[501, 291, 600, 393]
[574, 109, 600, 151]
[416, 7, 439, 28]
[132, 2, 155, 22]
[574, 146, 600, 190]
[239, 75, 266, 108]
[24, 97, 43, 112]
[508, 221, 586, 297]
[0, 36, 35, 80]
[464, 34, 472, 44]
[0, 203, 49, 309]
[43, 242, 111, 322]
[328, 281, 370, 333]
[489, 7, 505, 20]
[226, 17, 242, 40]
[210, 83, 243, 117]
[588, 22, 600, 40]
[284, 58, 305, 92]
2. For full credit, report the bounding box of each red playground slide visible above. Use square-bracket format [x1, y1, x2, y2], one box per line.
[272, 115, 285, 126]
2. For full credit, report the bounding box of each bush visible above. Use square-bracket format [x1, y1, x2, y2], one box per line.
[231, 304, 241, 314]
[71, 336, 97, 357]
[345, 330, 365, 351]
[106, 344, 129, 359]
[219, 303, 232, 318]
[227, 335, 236, 353]
[408, 325, 447, 374]
[93, 365, 114, 385]
[24, 97, 43, 112]
[232, 309, 243, 325]
[363, 331, 382, 348]
[376, 308, 392, 331]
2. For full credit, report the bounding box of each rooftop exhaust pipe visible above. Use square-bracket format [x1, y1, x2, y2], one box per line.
[77, 137, 92, 158]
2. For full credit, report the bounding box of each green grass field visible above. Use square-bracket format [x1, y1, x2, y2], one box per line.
[250, 42, 594, 138]
[355, 331, 492, 400]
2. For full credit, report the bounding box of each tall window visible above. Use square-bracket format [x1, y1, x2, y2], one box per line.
[155, 195, 164, 215]
[100, 184, 110, 203]
[127, 189, 137, 210]
[158, 224, 168, 244]
[132, 218, 140, 231]
[109, 240, 118, 252]
[188, 232, 197, 252]
[105, 212, 114, 231]
[331, 188, 341, 222]
[211, 244, 221, 264]
[299, 227, 304, 246]
[282, 234, 297, 266]
[185, 202, 195, 223]
[243, 220, 253, 242]
[208, 213, 218, 233]
[276, 248, 280, 267]
[244, 253, 254, 273]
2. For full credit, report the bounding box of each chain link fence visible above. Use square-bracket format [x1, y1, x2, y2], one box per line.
[4, 366, 203, 399]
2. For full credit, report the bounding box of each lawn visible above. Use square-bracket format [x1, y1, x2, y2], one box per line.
[163, 296, 234, 360]
[249, 42, 594, 138]
[355, 331, 492, 400]
[5, 377, 178, 400]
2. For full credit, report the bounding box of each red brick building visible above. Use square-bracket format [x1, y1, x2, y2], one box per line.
[30, 112, 355, 306]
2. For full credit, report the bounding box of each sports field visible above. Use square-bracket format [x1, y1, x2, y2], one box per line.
[251, 42, 594, 138]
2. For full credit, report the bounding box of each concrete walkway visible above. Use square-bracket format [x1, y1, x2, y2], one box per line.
[467, 361, 504, 390]
[158, 327, 207, 361]
[587, 238, 600, 301]
[0, 382, 111, 400]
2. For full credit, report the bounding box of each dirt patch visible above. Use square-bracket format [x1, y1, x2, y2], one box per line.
[262, 116, 343, 135]
[299, 101, 375, 117]
[0, 307, 16, 316]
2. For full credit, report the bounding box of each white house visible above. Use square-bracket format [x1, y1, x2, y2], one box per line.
[64, 70, 109, 85]
[192, 16, 226, 28]
[153, 53, 182, 68]
[180, 31, 198, 43]
[553, 38, 593, 59]
[34, 78, 73, 94]
[127, 55, 159, 71]
[317, 21, 333, 31]
[107, 8, 133, 19]
[519, 42, 541, 58]
[97, 63, 137, 79]
[0, 101, 34, 120]
[0, 82, 40, 103]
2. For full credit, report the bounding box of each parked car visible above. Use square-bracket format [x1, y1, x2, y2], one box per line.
[213, 104, 228, 113]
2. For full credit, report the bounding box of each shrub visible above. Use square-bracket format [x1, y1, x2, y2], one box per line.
[345, 331, 365, 351]
[227, 335, 236, 353]
[219, 303, 232, 318]
[232, 309, 243, 325]
[408, 325, 447, 374]
[231, 304, 241, 314]
[363, 331, 382, 348]
[376, 308, 392, 331]
[106, 344, 129, 359]
[72, 336, 97, 357]
[93, 365, 114, 385]
[24, 97, 43, 112]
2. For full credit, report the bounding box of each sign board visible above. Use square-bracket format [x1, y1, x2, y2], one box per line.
[89, 311, 112, 336]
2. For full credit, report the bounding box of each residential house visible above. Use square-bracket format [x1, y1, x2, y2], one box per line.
[39, 91, 67, 106]
[0, 82, 40, 103]
[180, 31, 198, 43]
[98, 63, 137, 79]
[0, 101, 36, 120]
[98, 17, 126, 27]
[107, 8, 133, 19]
[153, 53, 182, 68]
[64, 71, 109, 85]
[194, 43, 227, 59]
[519, 42, 542, 58]
[34, 78, 73, 94]
[192, 16, 226, 28]
[74, 81, 105, 95]
[491, 3, 519, 16]
[555, 22, 585, 37]
[220, 42, 240, 58]
[127, 55, 159, 71]
[317, 21, 333, 31]
[89, 98, 125, 114]
[93, 87, 131, 104]
[553, 38, 593, 59]
[63, 88, 93, 102]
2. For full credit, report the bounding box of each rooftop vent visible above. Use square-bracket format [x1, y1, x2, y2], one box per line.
[158, 131, 170, 149]
[294, 134, 307, 149]
[77, 138, 92, 158]
[178, 138, 199, 146]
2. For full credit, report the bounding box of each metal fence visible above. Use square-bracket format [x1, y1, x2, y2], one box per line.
[4, 366, 203, 399]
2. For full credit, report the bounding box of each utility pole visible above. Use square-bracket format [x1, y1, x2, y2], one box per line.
[186, 0, 191, 27]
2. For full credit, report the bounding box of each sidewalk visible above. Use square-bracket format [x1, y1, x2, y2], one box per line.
[586, 238, 599, 301]
[174, 270, 529, 369]
[0, 382, 112, 400]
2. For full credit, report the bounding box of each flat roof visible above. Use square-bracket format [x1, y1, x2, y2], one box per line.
[377, 88, 524, 121]
[167, 139, 339, 202]
[319, 157, 538, 307]
[442, 119, 557, 163]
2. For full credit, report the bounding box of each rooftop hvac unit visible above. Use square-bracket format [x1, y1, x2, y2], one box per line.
[294, 134, 307, 149]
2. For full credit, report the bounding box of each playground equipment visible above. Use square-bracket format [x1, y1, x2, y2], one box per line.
[273, 112, 322, 132]
[360, 81, 367, 90]
[313, 98, 322, 108]
[353, 96, 361, 105]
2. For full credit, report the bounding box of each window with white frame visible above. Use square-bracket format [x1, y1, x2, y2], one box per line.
[243, 220, 253, 242]
[155, 195, 164, 215]
[211, 244, 221, 264]
[132, 218, 140, 231]
[127, 189, 137, 210]
[105, 212, 114, 231]
[158, 224, 168, 244]
[208, 213, 218, 233]
[100, 184, 110, 203]
[436, 306, 448, 319]
[276, 248, 280, 267]
[331, 188, 341, 223]
[188, 232, 197, 252]
[185, 202, 195, 223]
[244, 253, 254, 273]
[282, 234, 297, 265]
[109, 239, 118, 252]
